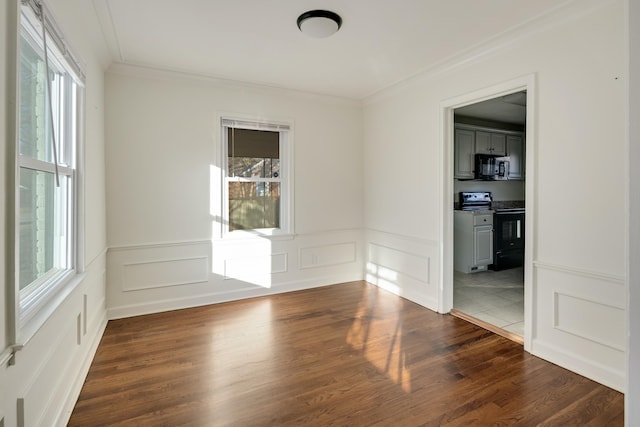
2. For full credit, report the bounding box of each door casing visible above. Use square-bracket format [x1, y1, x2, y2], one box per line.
[439, 74, 536, 352]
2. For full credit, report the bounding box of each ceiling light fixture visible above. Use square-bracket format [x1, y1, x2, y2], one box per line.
[297, 10, 342, 38]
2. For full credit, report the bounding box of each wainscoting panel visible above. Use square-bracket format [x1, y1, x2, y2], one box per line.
[224, 253, 288, 281]
[554, 292, 625, 352]
[0, 250, 108, 427]
[107, 231, 364, 319]
[365, 229, 439, 311]
[18, 308, 80, 426]
[123, 256, 209, 291]
[299, 242, 356, 269]
[531, 262, 626, 392]
[368, 243, 430, 284]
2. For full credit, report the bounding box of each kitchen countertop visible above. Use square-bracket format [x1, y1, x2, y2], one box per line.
[454, 200, 524, 211]
[454, 209, 494, 215]
[492, 200, 525, 209]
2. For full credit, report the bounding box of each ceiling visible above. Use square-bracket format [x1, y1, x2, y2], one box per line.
[455, 91, 527, 125]
[93, 0, 567, 99]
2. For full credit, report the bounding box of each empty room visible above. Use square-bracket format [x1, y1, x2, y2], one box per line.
[1, 0, 639, 425]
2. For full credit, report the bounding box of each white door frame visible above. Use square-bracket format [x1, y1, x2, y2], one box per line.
[439, 74, 537, 352]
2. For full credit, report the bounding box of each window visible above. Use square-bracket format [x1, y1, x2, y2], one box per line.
[221, 118, 292, 236]
[16, 2, 83, 328]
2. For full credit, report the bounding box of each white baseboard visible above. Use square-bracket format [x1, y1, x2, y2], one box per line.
[531, 339, 625, 392]
[107, 273, 363, 320]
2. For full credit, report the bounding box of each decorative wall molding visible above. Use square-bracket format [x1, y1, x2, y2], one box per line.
[224, 253, 288, 280]
[55, 317, 107, 426]
[298, 242, 357, 269]
[104, 235, 627, 396]
[108, 230, 366, 253]
[531, 262, 626, 392]
[17, 398, 24, 427]
[109, 239, 212, 252]
[0, 248, 108, 426]
[364, 227, 439, 247]
[107, 232, 364, 319]
[17, 288, 108, 425]
[122, 256, 209, 291]
[364, 229, 439, 312]
[553, 291, 625, 352]
[107, 273, 362, 320]
[534, 261, 625, 285]
[294, 228, 366, 238]
[368, 243, 430, 284]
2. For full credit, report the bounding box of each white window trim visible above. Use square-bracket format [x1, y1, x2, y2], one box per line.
[220, 116, 294, 240]
[10, 2, 86, 347]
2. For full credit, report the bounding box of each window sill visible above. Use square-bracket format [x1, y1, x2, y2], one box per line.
[18, 271, 86, 346]
[216, 230, 296, 242]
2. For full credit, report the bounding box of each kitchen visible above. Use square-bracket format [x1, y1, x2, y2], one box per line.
[452, 91, 526, 342]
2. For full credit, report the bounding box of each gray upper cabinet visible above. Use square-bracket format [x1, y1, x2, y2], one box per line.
[454, 124, 525, 180]
[475, 131, 506, 155]
[506, 134, 525, 180]
[454, 129, 475, 179]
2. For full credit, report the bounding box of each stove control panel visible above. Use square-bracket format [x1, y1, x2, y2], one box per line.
[459, 191, 493, 208]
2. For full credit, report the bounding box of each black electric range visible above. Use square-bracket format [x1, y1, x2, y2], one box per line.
[458, 192, 525, 271]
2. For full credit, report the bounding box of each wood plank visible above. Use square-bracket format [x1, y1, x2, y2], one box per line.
[451, 308, 524, 345]
[68, 281, 623, 426]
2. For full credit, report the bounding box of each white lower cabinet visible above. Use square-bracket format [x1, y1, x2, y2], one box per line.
[474, 224, 493, 266]
[454, 211, 494, 273]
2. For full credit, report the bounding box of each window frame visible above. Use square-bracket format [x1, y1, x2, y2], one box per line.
[220, 117, 294, 239]
[13, 4, 85, 342]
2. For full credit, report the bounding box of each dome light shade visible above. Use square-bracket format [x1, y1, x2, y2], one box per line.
[297, 10, 342, 38]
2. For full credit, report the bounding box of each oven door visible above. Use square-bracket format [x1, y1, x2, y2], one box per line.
[492, 211, 525, 270]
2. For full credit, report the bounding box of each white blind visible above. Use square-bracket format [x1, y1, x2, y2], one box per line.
[222, 118, 290, 132]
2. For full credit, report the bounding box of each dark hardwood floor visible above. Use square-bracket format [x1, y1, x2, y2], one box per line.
[69, 281, 624, 426]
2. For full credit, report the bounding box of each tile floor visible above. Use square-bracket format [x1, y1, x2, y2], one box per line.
[453, 267, 524, 336]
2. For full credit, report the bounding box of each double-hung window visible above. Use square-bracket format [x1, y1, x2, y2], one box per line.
[16, 2, 84, 330]
[221, 118, 292, 236]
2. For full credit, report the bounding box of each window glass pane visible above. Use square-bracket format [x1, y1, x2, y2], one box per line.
[229, 157, 280, 179]
[228, 182, 280, 230]
[19, 168, 70, 290]
[19, 33, 60, 163]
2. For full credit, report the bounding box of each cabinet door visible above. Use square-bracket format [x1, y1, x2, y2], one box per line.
[506, 135, 524, 180]
[490, 133, 506, 155]
[475, 131, 492, 154]
[454, 129, 475, 179]
[476, 131, 506, 155]
[474, 225, 493, 266]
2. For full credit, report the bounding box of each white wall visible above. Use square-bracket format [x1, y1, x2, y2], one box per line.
[454, 180, 525, 202]
[0, 0, 110, 425]
[363, 0, 627, 391]
[0, 0, 631, 424]
[0, 1, 11, 422]
[627, 0, 639, 424]
[105, 66, 364, 318]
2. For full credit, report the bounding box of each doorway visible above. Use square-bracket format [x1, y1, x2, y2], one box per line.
[440, 76, 535, 351]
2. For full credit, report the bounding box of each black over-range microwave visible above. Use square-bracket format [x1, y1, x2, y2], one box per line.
[474, 154, 510, 180]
